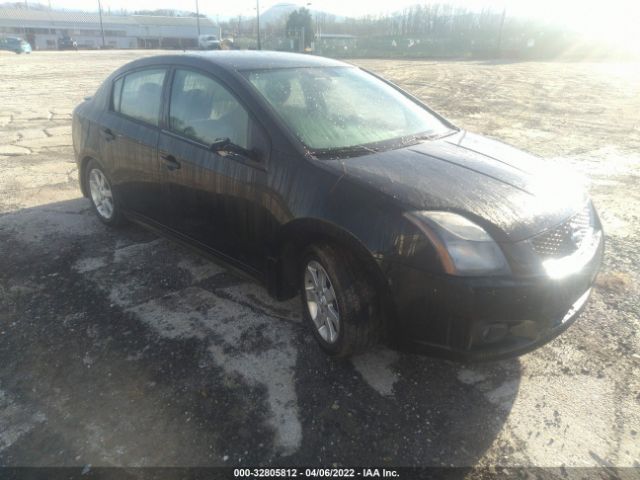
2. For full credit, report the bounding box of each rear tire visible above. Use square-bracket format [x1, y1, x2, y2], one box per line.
[86, 159, 125, 227]
[300, 243, 383, 357]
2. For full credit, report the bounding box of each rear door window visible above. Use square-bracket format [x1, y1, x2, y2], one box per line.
[118, 68, 166, 126]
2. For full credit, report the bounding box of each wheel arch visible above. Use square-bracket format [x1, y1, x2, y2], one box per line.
[269, 218, 396, 321]
[78, 154, 107, 198]
[78, 155, 94, 197]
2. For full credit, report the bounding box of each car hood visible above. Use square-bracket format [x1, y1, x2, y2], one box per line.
[325, 131, 587, 242]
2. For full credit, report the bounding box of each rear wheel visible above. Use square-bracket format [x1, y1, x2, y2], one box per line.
[86, 159, 125, 226]
[301, 243, 382, 357]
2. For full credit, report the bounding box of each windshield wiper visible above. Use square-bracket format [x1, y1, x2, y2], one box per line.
[311, 129, 459, 160]
[312, 144, 379, 159]
[400, 129, 458, 147]
[340, 145, 379, 154]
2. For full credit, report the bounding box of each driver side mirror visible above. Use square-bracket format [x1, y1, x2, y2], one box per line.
[210, 137, 264, 163]
[209, 120, 269, 164]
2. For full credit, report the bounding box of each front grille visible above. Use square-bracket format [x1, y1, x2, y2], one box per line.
[531, 203, 593, 259]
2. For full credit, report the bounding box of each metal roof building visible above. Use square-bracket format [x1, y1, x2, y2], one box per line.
[0, 8, 217, 50]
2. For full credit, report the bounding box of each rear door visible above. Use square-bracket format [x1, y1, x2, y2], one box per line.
[98, 67, 168, 221]
[157, 67, 272, 273]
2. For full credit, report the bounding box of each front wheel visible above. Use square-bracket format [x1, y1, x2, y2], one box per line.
[86, 159, 125, 226]
[301, 244, 383, 357]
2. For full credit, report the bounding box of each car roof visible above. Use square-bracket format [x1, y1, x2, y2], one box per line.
[137, 51, 352, 72]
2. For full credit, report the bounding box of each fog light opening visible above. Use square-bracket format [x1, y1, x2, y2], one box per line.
[481, 323, 509, 344]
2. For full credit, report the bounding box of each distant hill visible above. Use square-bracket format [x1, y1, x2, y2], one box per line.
[259, 3, 340, 25]
[260, 3, 298, 25]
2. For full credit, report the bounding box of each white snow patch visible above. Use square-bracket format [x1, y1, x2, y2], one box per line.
[113, 239, 164, 264]
[128, 287, 302, 455]
[0, 389, 46, 452]
[483, 379, 520, 411]
[457, 368, 488, 385]
[108, 282, 136, 307]
[220, 282, 302, 323]
[73, 256, 108, 273]
[177, 256, 225, 282]
[457, 366, 519, 411]
[351, 347, 400, 397]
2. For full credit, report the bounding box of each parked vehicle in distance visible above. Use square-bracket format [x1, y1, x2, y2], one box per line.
[198, 34, 220, 50]
[0, 36, 32, 54]
[72, 52, 604, 360]
[220, 38, 236, 50]
[58, 35, 78, 50]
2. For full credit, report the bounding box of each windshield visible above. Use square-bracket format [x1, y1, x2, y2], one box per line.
[245, 66, 451, 153]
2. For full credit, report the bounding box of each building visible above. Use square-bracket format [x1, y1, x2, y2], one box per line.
[314, 33, 356, 55]
[0, 8, 218, 50]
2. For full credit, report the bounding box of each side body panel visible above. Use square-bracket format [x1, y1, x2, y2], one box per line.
[157, 132, 271, 274]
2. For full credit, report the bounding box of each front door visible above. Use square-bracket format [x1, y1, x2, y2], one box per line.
[158, 68, 271, 274]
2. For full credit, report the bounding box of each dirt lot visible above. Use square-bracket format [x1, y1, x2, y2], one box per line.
[0, 50, 639, 469]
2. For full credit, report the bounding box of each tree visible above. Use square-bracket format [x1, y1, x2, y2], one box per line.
[286, 8, 313, 50]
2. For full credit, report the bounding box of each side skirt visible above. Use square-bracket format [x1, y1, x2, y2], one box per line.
[123, 209, 268, 288]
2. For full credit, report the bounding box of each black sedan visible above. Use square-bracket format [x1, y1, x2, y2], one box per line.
[72, 52, 603, 360]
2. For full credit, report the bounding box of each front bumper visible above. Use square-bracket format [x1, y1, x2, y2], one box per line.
[386, 233, 603, 361]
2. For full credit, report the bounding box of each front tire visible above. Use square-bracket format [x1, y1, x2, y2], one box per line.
[86, 159, 125, 227]
[300, 243, 383, 357]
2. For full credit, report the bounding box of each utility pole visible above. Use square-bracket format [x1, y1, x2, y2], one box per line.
[256, 0, 261, 50]
[306, 2, 317, 51]
[496, 7, 506, 58]
[195, 0, 201, 37]
[97, 0, 106, 48]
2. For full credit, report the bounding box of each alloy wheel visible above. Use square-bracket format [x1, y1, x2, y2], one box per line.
[88, 168, 114, 220]
[304, 260, 340, 344]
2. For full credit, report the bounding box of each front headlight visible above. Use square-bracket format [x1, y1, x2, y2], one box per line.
[404, 211, 510, 276]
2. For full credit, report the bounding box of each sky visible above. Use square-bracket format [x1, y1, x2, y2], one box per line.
[39, 0, 640, 46]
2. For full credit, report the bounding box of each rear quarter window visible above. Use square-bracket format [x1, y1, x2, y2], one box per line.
[112, 77, 123, 112]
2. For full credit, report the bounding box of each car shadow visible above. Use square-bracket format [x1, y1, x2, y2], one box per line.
[0, 198, 520, 468]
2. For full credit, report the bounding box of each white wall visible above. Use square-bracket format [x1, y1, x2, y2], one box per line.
[31, 33, 133, 50]
[33, 34, 58, 50]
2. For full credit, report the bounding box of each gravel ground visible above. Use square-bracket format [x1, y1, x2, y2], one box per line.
[0, 51, 639, 469]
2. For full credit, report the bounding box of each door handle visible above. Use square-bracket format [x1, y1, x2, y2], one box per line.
[101, 128, 116, 142]
[161, 154, 181, 171]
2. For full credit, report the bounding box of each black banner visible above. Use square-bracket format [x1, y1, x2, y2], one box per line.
[0, 467, 638, 480]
